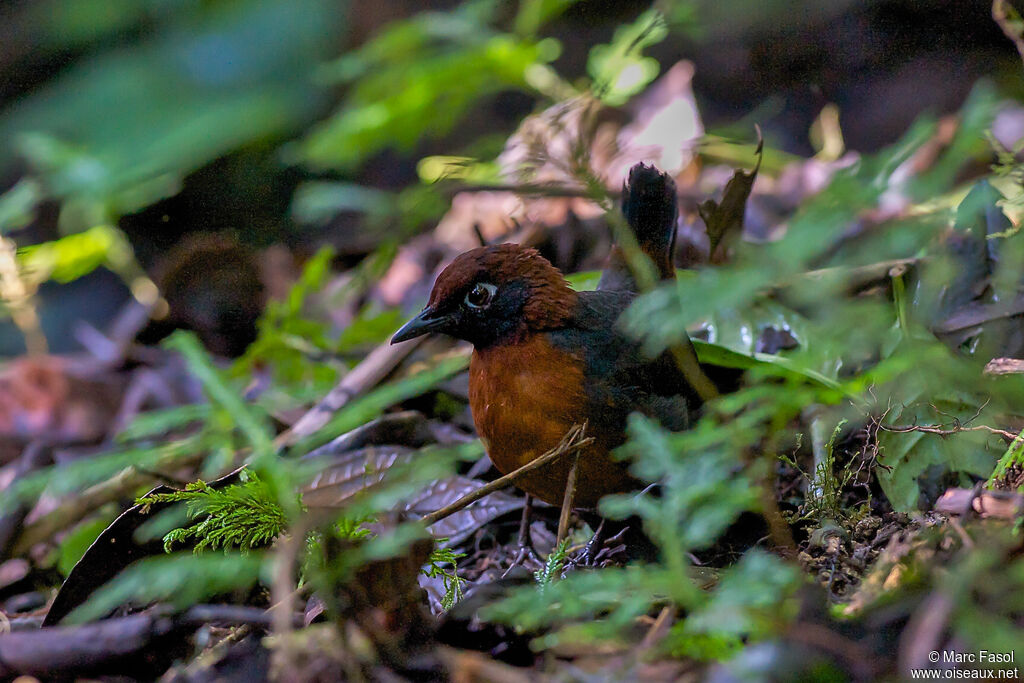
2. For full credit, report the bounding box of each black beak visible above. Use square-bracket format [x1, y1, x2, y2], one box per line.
[391, 307, 453, 344]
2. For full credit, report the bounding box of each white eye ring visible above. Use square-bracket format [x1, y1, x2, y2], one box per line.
[464, 282, 497, 309]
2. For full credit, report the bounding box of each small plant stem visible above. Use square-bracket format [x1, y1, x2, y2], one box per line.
[269, 518, 309, 677]
[0, 236, 46, 355]
[762, 485, 797, 555]
[556, 452, 580, 544]
[420, 424, 592, 528]
[987, 428, 1024, 487]
[804, 406, 830, 504]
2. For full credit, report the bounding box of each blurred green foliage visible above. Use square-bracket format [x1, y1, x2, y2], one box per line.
[67, 552, 267, 623]
[5, 0, 1024, 673]
[299, 2, 561, 171]
[588, 9, 668, 105]
[1, 0, 340, 231]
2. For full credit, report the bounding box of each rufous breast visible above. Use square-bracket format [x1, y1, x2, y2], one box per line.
[468, 334, 635, 506]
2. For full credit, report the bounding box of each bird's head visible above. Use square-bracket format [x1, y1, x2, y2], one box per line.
[391, 244, 576, 348]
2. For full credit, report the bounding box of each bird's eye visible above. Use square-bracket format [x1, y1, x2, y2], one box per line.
[465, 282, 496, 309]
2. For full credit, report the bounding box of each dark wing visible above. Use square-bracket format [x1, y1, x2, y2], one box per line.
[548, 290, 702, 434]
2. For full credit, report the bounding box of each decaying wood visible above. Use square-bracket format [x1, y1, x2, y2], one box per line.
[934, 487, 1024, 519]
[0, 605, 285, 679]
[984, 357, 1024, 375]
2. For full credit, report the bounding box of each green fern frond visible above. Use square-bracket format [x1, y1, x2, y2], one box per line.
[138, 469, 288, 554]
[534, 538, 571, 590]
[424, 542, 466, 609]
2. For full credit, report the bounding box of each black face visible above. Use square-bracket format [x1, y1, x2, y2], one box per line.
[391, 278, 531, 348]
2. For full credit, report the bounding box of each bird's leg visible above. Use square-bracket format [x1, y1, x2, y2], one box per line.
[419, 426, 590, 528]
[517, 495, 533, 548]
[501, 496, 535, 577]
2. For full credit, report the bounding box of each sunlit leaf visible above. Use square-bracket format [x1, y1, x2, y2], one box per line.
[587, 9, 668, 105]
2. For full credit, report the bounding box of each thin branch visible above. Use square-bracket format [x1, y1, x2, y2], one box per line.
[420, 424, 592, 528]
[878, 422, 1019, 442]
[446, 182, 602, 199]
[556, 452, 580, 544]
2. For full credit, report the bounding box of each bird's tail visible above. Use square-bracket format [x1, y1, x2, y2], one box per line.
[598, 162, 678, 292]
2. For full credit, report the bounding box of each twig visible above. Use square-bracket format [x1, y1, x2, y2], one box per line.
[761, 481, 797, 554]
[878, 422, 1019, 442]
[556, 452, 580, 544]
[0, 605, 289, 679]
[946, 516, 974, 549]
[639, 606, 674, 650]
[899, 592, 954, 676]
[472, 223, 487, 248]
[420, 424, 593, 528]
[669, 344, 719, 402]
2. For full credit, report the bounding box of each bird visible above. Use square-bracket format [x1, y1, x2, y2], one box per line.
[392, 163, 717, 508]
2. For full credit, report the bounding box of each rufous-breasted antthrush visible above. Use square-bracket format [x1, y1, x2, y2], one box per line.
[393, 163, 723, 507]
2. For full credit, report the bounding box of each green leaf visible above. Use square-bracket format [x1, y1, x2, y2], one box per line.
[299, 15, 559, 171]
[234, 245, 339, 392]
[0, 179, 42, 232]
[165, 331, 275, 460]
[514, 0, 579, 37]
[587, 9, 668, 105]
[291, 182, 393, 226]
[66, 552, 266, 624]
[0, 0, 340, 230]
[875, 396, 997, 512]
[139, 470, 288, 554]
[692, 340, 850, 400]
[116, 404, 210, 443]
[57, 510, 118, 578]
[17, 224, 137, 284]
[679, 550, 799, 645]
